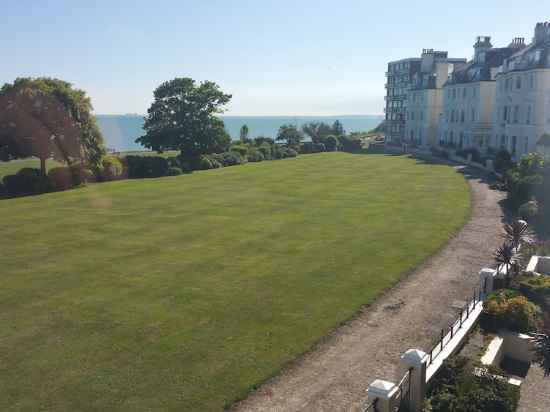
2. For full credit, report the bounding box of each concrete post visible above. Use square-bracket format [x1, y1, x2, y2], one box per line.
[479, 268, 497, 295]
[366, 379, 399, 412]
[400, 349, 428, 412]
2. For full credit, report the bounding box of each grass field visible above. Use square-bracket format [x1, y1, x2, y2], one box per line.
[0, 153, 470, 411]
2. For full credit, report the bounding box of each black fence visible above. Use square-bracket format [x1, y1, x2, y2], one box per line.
[396, 368, 412, 412]
[426, 286, 485, 367]
[363, 398, 378, 412]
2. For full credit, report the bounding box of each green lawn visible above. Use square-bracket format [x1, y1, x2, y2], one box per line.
[0, 153, 470, 411]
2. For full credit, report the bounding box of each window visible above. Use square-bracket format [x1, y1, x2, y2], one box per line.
[526, 106, 531, 124]
[505, 78, 510, 91]
[452, 88, 456, 99]
[445, 111, 449, 123]
[524, 137, 529, 153]
[503, 106, 508, 122]
[513, 106, 519, 124]
[460, 110, 465, 123]
[463, 88, 467, 98]
[516, 76, 522, 89]
[512, 136, 517, 156]
[530, 73, 535, 89]
[451, 110, 455, 123]
[411, 111, 415, 120]
[473, 87, 476, 98]
[471, 108, 476, 122]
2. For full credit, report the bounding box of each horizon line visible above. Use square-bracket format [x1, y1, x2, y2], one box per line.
[95, 113, 385, 118]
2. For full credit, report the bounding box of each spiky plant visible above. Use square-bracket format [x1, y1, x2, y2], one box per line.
[532, 332, 550, 377]
[494, 242, 516, 276]
[504, 219, 532, 251]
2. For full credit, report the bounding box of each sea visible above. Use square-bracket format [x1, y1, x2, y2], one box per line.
[95, 114, 384, 152]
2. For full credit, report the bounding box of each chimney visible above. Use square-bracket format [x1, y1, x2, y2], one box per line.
[473, 36, 493, 62]
[535, 22, 550, 44]
[509, 37, 526, 49]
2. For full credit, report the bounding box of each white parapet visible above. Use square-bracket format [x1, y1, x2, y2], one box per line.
[400, 349, 428, 412]
[366, 379, 399, 412]
[526, 255, 550, 275]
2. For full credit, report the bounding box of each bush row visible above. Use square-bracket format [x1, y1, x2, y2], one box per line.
[0, 143, 302, 198]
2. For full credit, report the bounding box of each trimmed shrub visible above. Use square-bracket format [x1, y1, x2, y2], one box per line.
[456, 147, 482, 163]
[0, 180, 6, 197]
[102, 156, 125, 180]
[324, 135, 340, 152]
[283, 147, 298, 158]
[49, 167, 74, 191]
[212, 152, 243, 167]
[430, 146, 450, 159]
[167, 167, 183, 176]
[339, 135, 363, 153]
[257, 143, 273, 160]
[125, 155, 170, 178]
[482, 289, 542, 333]
[166, 156, 181, 168]
[247, 149, 265, 162]
[3, 168, 51, 196]
[494, 149, 514, 174]
[518, 199, 539, 219]
[230, 144, 249, 157]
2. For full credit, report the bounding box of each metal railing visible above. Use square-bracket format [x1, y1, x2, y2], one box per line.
[363, 398, 379, 412]
[426, 287, 485, 366]
[395, 368, 412, 412]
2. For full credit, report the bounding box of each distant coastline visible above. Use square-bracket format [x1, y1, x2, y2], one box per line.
[95, 114, 384, 152]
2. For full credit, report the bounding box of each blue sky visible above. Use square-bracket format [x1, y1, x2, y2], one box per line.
[1, 1, 546, 115]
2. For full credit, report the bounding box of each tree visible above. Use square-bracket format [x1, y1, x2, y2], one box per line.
[331, 120, 345, 137]
[239, 124, 249, 142]
[503, 219, 532, 251]
[137, 78, 232, 159]
[301, 121, 333, 143]
[276, 124, 303, 147]
[0, 78, 105, 174]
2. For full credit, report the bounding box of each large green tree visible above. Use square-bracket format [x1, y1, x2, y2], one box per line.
[276, 124, 304, 147]
[301, 121, 333, 143]
[0, 78, 106, 174]
[137, 78, 232, 159]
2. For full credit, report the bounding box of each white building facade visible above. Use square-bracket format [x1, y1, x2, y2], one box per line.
[439, 37, 523, 151]
[493, 23, 550, 160]
[406, 50, 466, 147]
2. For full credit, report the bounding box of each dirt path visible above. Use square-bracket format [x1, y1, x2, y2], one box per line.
[231, 166, 506, 412]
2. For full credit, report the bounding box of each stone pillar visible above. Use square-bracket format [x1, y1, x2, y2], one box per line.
[399, 349, 428, 412]
[367, 379, 399, 412]
[479, 268, 497, 295]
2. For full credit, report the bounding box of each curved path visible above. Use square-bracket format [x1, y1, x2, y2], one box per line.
[231, 166, 505, 412]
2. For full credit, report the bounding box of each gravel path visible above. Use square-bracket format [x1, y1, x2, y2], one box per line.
[518, 364, 550, 412]
[231, 166, 506, 412]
